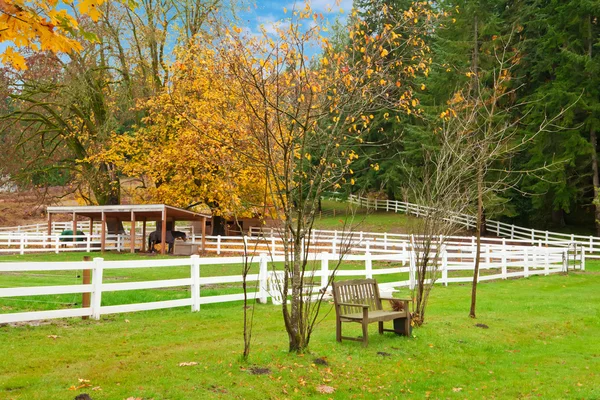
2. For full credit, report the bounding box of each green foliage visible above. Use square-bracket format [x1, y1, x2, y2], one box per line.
[347, 0, 600, 231]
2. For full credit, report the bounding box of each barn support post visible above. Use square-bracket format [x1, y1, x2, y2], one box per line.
[201, 216, 207, 252]
[161, 206, 167, 255]
[130, 211, 136, 254]
[101, 211, 106, 252]
[72, 212, 77, 244]
[46, 212, 52, 247]
[141, 219, 147, 253]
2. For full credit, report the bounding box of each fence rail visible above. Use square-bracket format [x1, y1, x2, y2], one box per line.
[347, 195, 600, 259]
[0, 241, 569, 324]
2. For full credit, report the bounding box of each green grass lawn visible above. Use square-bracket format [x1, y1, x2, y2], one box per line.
[0, 253, 598, 399]
[312, 200, 422, 234]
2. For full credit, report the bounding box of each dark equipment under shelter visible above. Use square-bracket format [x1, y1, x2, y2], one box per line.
[46, 204, 211, 255]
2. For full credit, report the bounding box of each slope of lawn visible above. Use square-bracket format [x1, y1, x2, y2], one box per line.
[311, 200, 423, 234]
[0, 256, 598, 399]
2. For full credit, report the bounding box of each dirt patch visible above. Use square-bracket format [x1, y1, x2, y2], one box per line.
[313, 357, 329, 366]
[377, 351, 392, 357]
[475, 323, 489, 329]
[249, 367, 271, 375]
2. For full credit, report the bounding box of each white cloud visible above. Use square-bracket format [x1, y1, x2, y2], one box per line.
[285, 0, 353, 14]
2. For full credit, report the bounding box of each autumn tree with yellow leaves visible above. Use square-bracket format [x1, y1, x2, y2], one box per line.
[211, 2, 436, 352]
[0, 0, 106, 69]
[102, 41, 267, 229]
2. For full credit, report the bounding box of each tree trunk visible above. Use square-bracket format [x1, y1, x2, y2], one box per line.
[591, 127, 600, 235]
[288, 238, 305, 352]
[588, 16, 600, 236]
[470, 14, 479, 94]
[469, 167, 483, 318]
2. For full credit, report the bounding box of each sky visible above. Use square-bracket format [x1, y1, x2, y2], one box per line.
[237, 0, 353, 36]
[0, 0, 355, 68]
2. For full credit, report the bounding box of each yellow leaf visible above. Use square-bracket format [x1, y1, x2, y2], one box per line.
[78, 0, 104, 22]
[1, 47, 28, 70]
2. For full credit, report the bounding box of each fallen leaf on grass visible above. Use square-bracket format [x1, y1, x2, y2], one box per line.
[125, 319, 130, 323]
[316, 384, 335, 394]
[68, 378, 91, 391]
[47, 335, 59, 339]
[126, 397, 143, 400]
[452, 387, 463, 392]
[178, 362, 198, 367]
[91, 386, 102, 391]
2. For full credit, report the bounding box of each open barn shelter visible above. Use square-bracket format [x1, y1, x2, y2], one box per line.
[46, 204, 211, 255]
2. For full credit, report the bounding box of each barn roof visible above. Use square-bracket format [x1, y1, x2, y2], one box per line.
[46, 204, 211, 221]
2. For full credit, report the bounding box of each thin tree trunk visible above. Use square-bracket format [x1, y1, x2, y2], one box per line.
[591, 128, 600, 235]
[588, 15, 600, 236]
[288, 239, 304, 352]
[470, 14, 479, 94]
[470, 167, 483, 318]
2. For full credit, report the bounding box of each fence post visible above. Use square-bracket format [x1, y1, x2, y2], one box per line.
[258, 253, 269, 304]
[91, 257, 104, 320]
[409, 244, 416, 290]
[320, 252, 329, 289]
[365, 241, 372, 279]
[271, 236, 277, 255]
[441, 244, 448, 286]
[216, 235, 221, 255]
[86, 233, 91, 252]
[581, 247, 586, 271]
[55, 235, 60, 254]
[501, 240, 507, 279]
[19, 233, 25, 255]
[190, 255, 200, 311]
[523, 248, 529, 278]
[496, 222, 500, 236]
[383, 232, 388, 251]
[544, 247, 550, 276]
[562, 249, 568, 272]
[485, 244, 491, 267]
[546, 231, 549, 245]
[510, 225, 515, 239]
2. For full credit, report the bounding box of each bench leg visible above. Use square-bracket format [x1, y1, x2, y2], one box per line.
[362, 320, 369, 347]
[336, 318, 342, 342]
[378, 321, 384, 335]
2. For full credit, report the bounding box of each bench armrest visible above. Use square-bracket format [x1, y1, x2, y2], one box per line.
[336, 302, 369, 309]
[380, 297, 413, 302]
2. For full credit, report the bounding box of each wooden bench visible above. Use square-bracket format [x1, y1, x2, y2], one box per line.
[332, 278, 412, 347]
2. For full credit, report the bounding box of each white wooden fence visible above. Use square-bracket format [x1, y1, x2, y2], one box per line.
[0, 242, 569, 324]
[348, 195, 600, 258]
[0, 232, 132, 254]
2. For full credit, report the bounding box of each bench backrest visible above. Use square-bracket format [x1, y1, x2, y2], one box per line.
[332, 279, 383, 314]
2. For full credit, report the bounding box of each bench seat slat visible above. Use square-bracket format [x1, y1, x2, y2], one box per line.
[340, 310, 408, 323]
